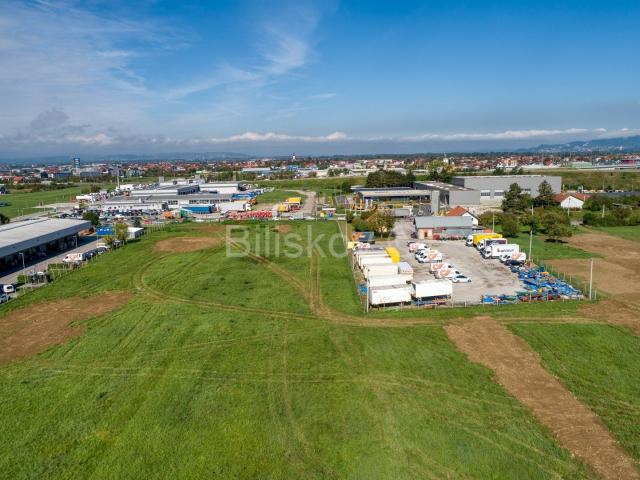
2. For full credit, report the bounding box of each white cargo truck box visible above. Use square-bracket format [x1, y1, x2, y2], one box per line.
[368, 274, 412, 288]
[369, 285, 412, 305]
[484, 243, 519, 258]
[397, 262, 413, 275]
[359, 256, 392, 268]
[412, 279, 453, 299]
[364, 264, 399, 278]
[356, 251, 389, 267]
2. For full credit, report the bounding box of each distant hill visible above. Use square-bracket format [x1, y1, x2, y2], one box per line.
[0, 151, 254, 165]
[520, 135, 640, 153]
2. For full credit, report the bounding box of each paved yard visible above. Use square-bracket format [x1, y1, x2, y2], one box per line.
[382, 219, 523, 304]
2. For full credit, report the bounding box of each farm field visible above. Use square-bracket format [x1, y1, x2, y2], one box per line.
[0, 187, 85, 218]
[1, 221, 639, 478]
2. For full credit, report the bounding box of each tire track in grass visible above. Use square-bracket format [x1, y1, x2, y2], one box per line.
[446, 317, 640, 480]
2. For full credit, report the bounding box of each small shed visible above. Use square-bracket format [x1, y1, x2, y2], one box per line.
[414, 216, 474, 240]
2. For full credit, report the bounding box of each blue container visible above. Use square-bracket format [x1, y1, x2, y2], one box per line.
[96, 226, 114, 236]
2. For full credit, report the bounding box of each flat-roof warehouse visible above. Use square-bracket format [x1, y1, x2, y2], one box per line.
[0, 218, 91, 271]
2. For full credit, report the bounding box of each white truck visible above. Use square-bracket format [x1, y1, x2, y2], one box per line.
[369, 285, 412, 306]
[356, 251, 388, 267]
[500, 251, 527, 265]
[476, 238, 507, 251]
[63, 252, 87, 264]
[482, 243, 520, 259]
[368, 274, 413, 288]
[364, 264, 400, 279]
[411, 279, 453, 300]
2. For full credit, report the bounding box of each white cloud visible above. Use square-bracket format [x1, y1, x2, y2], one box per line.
[399, 128, 608, 142]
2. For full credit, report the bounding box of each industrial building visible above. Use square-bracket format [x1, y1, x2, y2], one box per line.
[414, 216, 477, 240]
[100, 193, 239, 212]
[129, 185, 200, 197]
[353, 188, 431, 209]
[413, 181, 481, 208]
[450, 175, 562, 201]
[0, 218, 91, 271]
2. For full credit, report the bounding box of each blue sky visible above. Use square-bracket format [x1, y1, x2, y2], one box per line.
[1, 0, 639, 157]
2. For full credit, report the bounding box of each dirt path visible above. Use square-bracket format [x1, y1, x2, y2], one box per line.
[445, 317, 640, 480]
[0, 292, 132, 364]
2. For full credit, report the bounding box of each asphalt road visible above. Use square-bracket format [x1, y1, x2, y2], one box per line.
[0, 235, 102, 286]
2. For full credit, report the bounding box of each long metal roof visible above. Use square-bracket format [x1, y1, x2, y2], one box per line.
[414, 216, 474, 228]
[0, 218, 91, 258]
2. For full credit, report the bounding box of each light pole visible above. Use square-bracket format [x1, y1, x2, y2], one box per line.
[19, 252, 26, 289]
[589, 258, 594, 300]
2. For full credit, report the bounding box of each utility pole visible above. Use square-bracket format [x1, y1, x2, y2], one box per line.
[492, 212, 495, 232]
[589, 258, 594, 300]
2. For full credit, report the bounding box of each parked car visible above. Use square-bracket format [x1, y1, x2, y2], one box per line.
[451, 274, 472, 283]
[0, 294, 10, 304]
[0, 284, 15, 294]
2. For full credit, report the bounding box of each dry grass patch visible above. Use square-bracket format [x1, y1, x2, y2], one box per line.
[154, 236, 223, 253]
[0, 292, 132, 364]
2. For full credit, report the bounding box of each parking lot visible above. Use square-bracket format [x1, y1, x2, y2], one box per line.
[384, 219, 524, 304]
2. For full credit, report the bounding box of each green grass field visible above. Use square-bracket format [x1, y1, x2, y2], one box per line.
[507, 231, 594, 261]
[510, 323, 640, 462]
[255, 189, 305, 204]
[593, 226, 640, 242]
[0, 221, 604, 478]
[0, 187, 84, 218]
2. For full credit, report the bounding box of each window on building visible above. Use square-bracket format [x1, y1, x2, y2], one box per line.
[494, 190, 505, 197]
[480, 190, 491, 197]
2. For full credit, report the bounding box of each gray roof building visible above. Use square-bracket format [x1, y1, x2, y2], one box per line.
[451, 175, 562, 201]
[0, 218, 91, 260]
[414, 216, 474, 229]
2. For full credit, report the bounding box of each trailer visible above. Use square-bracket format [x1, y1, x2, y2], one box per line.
[483, 243, 520, 259]
[397, 262, 414, 275]
[368, 274, 412, 288]
[358, 255, 392, 269]
[411, 279, 452, 300]
[369, 285, 412, 306]
[364, 264, 400, 279]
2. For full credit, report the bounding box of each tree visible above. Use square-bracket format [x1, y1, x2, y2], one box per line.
[132, 217, 142, 228]
[502, 183, 532, 213]
[543, 210, 572, 242]
[427, 160, 454, 183]
[534, 180, 558, 208]
[114, 222, 128, 244]
[501, 214, 520, 237]
[0, 213, 9, 225]
[103, 235, 115, 247]
[82, 211, 100, 227]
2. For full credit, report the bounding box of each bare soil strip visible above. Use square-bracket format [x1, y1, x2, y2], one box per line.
[0, 292, 132, 364]
[154, 236, 223, 253]
[445, 317, 640, 480]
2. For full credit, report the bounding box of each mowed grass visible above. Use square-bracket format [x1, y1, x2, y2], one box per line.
[511, 323, 640, 462]
[256, 189, 304, 204]
[593, 226, 640, 243]
[507, 231, 594, 261]
[0, 222, 598, 478]
[0, 187, 84, 218]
